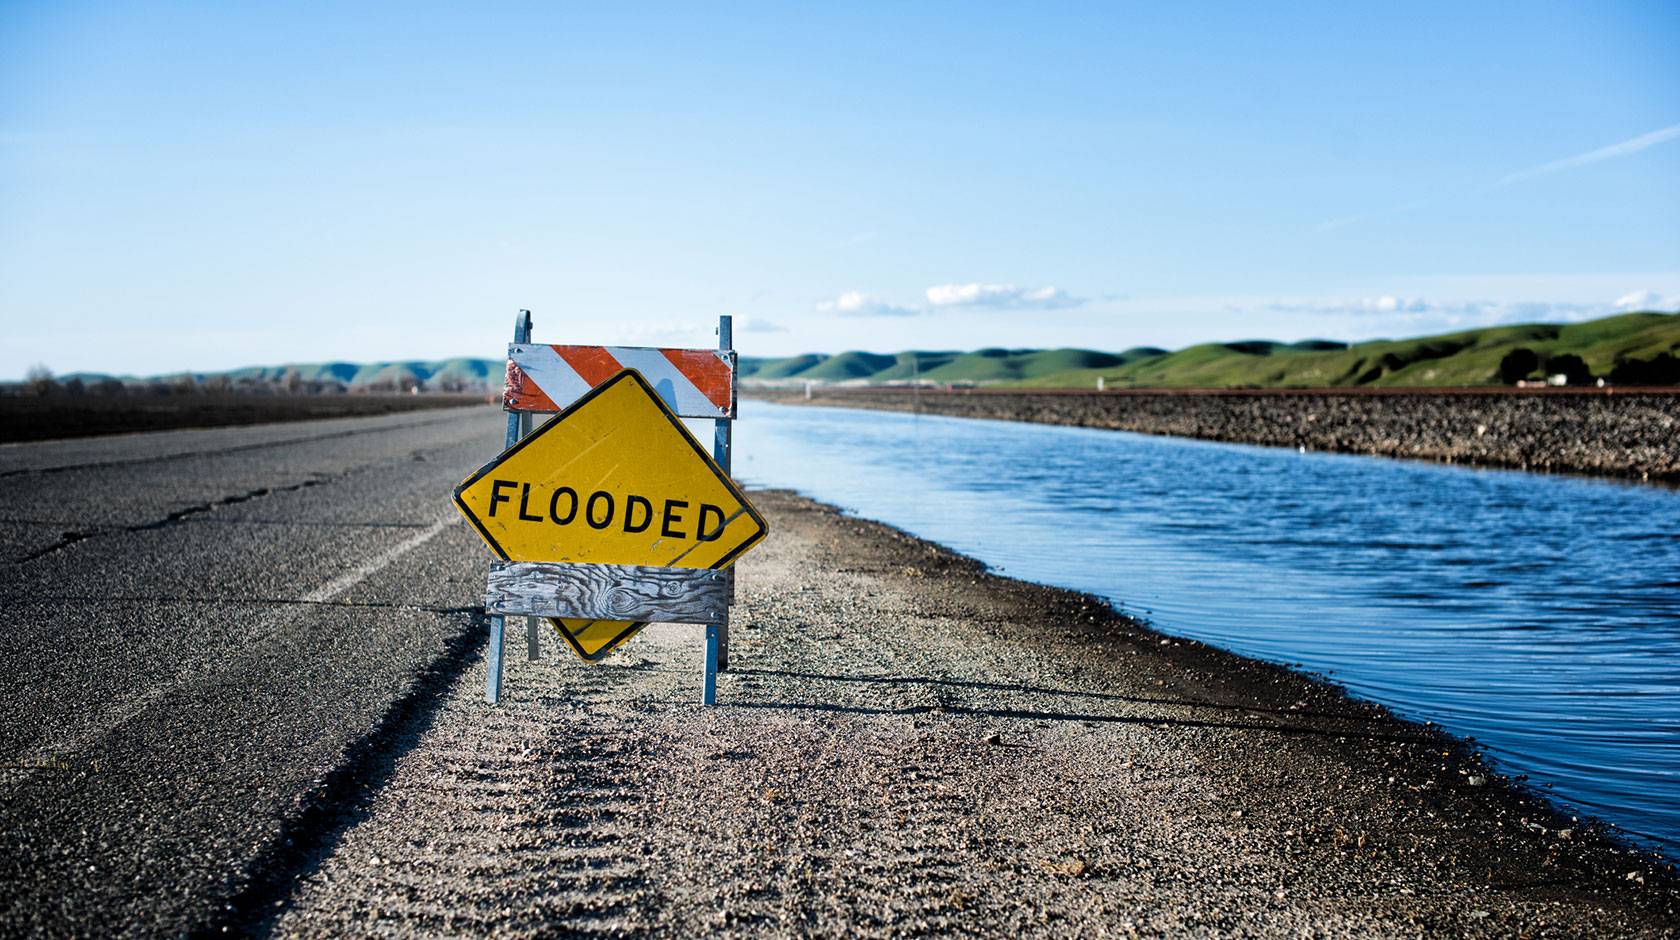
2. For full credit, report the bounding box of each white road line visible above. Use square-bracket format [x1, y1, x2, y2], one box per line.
[12, 514, 464, 774]
[302, 514, 459, 603]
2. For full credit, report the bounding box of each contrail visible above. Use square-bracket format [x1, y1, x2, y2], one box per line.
[1316, 121, 1680, 232]
[1496, 122, 1680, 186]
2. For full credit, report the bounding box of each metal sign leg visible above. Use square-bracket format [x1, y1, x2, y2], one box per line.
[486, 310, 533, 705]
[518, 410, 540, 662]
[701, 314, 734, 704]
[485, 613, 507, 704]
[703, 623, 720, 705]
[713, 316, 734, 676]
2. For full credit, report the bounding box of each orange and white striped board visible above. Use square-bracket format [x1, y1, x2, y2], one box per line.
[503, 344, 736, 419]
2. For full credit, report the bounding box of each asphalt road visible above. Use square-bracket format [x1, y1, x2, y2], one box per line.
[0, 406, 507, 937]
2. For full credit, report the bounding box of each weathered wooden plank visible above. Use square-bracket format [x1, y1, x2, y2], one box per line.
[485, 561, 729, 624]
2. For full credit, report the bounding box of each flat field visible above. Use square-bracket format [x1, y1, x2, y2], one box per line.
[0, 392, 488, 444]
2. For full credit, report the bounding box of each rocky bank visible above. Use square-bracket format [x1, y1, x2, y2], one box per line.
[747, 387, 1680, 483]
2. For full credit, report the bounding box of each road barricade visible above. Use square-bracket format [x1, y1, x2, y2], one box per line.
[454, 311, 763, 705]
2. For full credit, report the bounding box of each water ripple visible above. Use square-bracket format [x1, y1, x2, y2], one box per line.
[735, 403, 1680, 856]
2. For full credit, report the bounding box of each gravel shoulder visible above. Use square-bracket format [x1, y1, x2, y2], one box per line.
[269, 489, 1676, 939]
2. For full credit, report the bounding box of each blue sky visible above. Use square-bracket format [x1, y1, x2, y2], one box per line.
[2, 1, 1677, 378]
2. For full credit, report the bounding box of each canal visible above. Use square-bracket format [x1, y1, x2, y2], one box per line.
[733, 402, 1680, 855]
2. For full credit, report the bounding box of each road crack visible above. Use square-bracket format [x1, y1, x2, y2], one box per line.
[13, 477, 332, 564]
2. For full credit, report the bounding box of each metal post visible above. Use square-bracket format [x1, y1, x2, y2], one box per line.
[486, 309, 533, 704]
[520, 408, 540, 662]
[703, 624, 719, 705]
[703, 314, 733, 704]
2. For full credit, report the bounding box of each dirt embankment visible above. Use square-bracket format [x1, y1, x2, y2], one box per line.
[264, 490, 1676, 938]
[747, 387, 1680, 482]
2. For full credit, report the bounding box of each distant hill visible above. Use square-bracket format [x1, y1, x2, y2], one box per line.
[740, 312, 1680, 388]
[61, 357, 504, 393]
[42, 310, 1679, 393]
[739, 346, 1163, 384]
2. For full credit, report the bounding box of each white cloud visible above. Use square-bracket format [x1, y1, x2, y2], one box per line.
[1362, 296, 1430, 313]
[1263, 296, 1439, 317]
[816, 291, 918, 317]
[1258, 290, 1680, 336]
[815, 282, 1087, 317]
[923, 283, 1083, 310]
[739, 317, 787, 333]
[1497, 123, 1680, 187]
[1614, 290, 1674, 311]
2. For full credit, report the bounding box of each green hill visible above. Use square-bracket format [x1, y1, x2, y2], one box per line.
[740, 311, 1680, 388]
[870, 351, 962, 381]
[739, 353, 827, 379]
[802, 351, 900, 381]
[1029, 312, 1680, 388]
[922, 348, 1128, 382]
[44, 310, 1680, 393]
[59, 357, 504, 391]
[741, 347, 1154, 384]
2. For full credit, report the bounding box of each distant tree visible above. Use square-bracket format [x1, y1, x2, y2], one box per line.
[24, 363, 56, 396]
[1498, 348, 1538, 385]
[1608, 353, 1680, 386]
[1543, 353, 1592, 386]
[63, 376, 85, 396]
[283, 367, 304, 394]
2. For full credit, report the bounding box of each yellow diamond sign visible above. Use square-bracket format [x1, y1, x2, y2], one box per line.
[453, 369, 767, 661]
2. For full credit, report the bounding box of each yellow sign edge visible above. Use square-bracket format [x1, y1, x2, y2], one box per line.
[452, 368, 767, 662]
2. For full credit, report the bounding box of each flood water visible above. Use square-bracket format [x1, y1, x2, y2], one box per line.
[731, 403, 1680, 856]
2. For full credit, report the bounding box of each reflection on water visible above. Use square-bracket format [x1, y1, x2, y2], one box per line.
[733, 403, 1680, 855]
